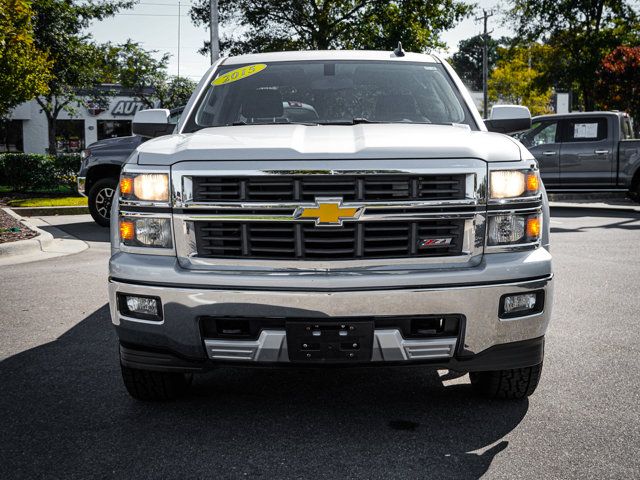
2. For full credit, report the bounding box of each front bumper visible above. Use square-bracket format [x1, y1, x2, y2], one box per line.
[108, 248, 553, 371]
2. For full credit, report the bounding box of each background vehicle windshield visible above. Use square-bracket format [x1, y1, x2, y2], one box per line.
[188, 61, 473, 130]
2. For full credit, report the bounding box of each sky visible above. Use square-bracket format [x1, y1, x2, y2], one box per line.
[89, 0, 514, 82]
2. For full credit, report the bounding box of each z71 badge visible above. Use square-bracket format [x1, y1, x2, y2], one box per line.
[418, 238, 453, 249]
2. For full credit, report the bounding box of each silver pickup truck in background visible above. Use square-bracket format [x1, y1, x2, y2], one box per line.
[109, 50, 553, 402]
[518, 111, 640, 198]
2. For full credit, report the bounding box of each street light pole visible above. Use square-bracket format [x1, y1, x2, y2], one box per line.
[210, 0, 220, 64]
[475, 9, 494, 119]
[177, 0, 181, 78]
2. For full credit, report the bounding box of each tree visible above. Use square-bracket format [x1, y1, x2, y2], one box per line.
[595, 46, 640, 134]
[449, 35, 503, 91]
[100, 41, 197, 109]
[0, 0, 52, 117]
[506, 0, 640, 110]
[189, 0, 472, 55]
[100, 40, 169, 108]
[488, 44, 553, 116]
[155, 76, 197, 110]
[31, 0, 134, 154]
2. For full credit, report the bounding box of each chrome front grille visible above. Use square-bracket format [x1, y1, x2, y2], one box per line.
[194, 219, 465, 260]
[171, 160, 487, 270]
[192, 174, 466, 203]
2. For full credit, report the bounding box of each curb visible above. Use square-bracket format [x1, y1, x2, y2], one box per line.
[549, 202, 640, 213]
[0, 208, 54, 257]
[10, 205, 89, 217]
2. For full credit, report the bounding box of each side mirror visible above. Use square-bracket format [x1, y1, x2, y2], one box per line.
[132, 109, 174, 138]
[484, 105, 532, 134]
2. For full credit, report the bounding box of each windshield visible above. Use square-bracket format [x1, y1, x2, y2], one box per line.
[186, 61, 474, 131]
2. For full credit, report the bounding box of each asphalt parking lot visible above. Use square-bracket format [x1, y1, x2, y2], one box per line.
[1, 209, 639, 479]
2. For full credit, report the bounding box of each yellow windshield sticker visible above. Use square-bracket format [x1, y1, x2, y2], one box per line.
[212, 64, 267, 86]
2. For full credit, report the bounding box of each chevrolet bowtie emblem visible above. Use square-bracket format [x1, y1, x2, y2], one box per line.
[295, 198, 361, 226]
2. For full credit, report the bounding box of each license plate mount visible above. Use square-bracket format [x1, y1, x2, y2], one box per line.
[286, 320, 374, 363]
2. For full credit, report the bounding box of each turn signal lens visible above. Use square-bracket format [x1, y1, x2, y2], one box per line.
[119, 219, 135, 241]
[526, 172, 540, 192]
[119, 177, 133, 196]
[526, 216, 541, 239]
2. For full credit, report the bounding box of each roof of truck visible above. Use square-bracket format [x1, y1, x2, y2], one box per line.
[222, 50, 441, 66]
[533, 111, 629, 121]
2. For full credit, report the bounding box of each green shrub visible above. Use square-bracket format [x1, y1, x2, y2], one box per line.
[0, 153, 81, 192]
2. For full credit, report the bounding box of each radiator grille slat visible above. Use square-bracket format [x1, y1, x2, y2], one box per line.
[194, 220, 464, 260]
[192, 175, 466, 203]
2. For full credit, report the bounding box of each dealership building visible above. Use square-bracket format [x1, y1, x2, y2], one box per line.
[1, 86, 150, 154]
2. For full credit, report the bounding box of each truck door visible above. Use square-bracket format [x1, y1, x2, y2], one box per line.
[559, 116, 615, 187]
[520, 119, 561, 188]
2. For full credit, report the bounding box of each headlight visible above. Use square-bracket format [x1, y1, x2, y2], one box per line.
[490, 170, 539, 199]
[488, 213, 541, 246]
[119, 216, 172, 248]
[120, 173, 169, 202]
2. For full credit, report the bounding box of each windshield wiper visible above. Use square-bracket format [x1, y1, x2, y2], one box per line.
[221, 120, 319, 127]
[316, 118, 460, 126]
[317, 118, 383, 125]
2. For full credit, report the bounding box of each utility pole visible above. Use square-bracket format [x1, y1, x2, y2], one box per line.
[210, 0, 220, 64]
[475, 9, 494, 118]
[177, 0, 181, 78]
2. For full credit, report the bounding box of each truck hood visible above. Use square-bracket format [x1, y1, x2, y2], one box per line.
[135, 123, 523, 165]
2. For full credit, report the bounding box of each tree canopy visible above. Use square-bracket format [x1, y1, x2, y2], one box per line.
[449, 34, 504, 91]
[0, 0, 52, 117]
[488, 44, 554, 116]
[506, 0, 640, 110]
[100, 41, 196, 109]
[30, 0, 135, 153]
[189, 0, 473, 55]
[594, 46, 640, 134]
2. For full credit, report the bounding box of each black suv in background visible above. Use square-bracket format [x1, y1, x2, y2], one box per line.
[77, 107, 183, 226]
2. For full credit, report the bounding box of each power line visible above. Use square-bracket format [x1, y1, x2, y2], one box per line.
[114, 13, 189, 16]
[136, 1, 197, 5]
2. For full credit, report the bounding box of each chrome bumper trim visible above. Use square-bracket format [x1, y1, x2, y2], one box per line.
[203, 329, 457, 363]
[372, 330, 457, 361]
[205, 331, 289, 362]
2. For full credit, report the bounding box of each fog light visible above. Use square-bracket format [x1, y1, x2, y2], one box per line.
[118, 294, 162, 321]
[500, 291, 544, 319]
[504, 293, 536, 313]
[127, 296, 158, 316]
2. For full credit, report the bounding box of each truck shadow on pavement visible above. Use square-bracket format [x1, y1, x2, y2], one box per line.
[550, 208, 640, 233]
[1, 305, 527, 480]
[38, 220, 111, 243]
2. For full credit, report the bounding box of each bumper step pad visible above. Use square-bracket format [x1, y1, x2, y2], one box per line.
[203, 329, 457, 363]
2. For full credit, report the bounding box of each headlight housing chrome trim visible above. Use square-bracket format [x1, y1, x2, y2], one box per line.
[119, 165, 172, 208]
[489, 168, 541, 203]
[118, 211, 175, 256]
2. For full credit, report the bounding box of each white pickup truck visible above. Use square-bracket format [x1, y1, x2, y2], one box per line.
[109, 49, 553, 401]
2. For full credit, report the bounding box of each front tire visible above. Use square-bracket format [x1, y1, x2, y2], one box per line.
[88, 178, 117, 227]
[121, 364, 192, 401]
[470, 363, 543, 399]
